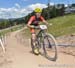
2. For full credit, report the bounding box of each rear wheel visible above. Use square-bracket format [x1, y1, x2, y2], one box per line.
[43, 34, 57, 61]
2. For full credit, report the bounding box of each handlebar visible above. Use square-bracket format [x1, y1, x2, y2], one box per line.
[32, 25, 48, 30]
[33, 26, 40, 29]
[30, 23, 52, 30]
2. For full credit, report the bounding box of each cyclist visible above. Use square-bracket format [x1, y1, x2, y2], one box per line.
[27, 8, 48, 55]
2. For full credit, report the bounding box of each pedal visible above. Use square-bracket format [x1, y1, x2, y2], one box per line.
[33, 48, 40, 55]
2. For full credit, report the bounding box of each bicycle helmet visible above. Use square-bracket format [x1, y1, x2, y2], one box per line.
[34, 8, 42, 13]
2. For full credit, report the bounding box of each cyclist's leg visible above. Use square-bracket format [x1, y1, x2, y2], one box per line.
[30, 28, 36, 44]
[30, 28, 39, 55]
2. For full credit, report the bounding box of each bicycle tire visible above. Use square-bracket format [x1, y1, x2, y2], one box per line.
[31, 38, 40, 55]
[43, 33, 58, 61]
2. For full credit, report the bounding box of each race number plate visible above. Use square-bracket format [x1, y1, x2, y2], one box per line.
[40, 25, 47, 30]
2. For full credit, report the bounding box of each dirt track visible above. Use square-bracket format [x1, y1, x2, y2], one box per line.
[0, 29, 75, 68]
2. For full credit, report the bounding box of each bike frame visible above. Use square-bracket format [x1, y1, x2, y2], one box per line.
[36, 29, 46, 38]
[36, 29, 47, 45]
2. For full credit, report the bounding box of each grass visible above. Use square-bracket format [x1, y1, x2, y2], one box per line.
[21, 28, 31, 39]
[47, 13, 75, 37]
[0, 25, 24, 37]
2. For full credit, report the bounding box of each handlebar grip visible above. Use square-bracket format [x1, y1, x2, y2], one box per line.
[34, 26, 40, 29]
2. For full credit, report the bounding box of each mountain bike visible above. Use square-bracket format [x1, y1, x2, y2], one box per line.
[31, 25, 58, 61]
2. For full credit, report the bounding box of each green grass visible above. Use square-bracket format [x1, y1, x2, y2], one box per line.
[0, 25, 23, 37]
[47, 13, 75, 37]
[21, 28, 31, 39]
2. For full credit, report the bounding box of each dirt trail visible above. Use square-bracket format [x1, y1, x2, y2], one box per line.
[0, 29, 75, 68]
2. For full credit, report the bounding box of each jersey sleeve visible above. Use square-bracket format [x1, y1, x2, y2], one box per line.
[28, 16, 34, 24]
[40, 16, 45, 21]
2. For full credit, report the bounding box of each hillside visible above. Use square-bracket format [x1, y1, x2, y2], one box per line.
[47, 13, 75, 37]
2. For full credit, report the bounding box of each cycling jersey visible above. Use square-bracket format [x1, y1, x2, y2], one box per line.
[28, 15, 45, 26]
[28, 15, 45, 33]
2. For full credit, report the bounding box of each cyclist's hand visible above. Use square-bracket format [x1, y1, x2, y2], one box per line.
[49, 23, 52, 26]
[47, 23, 52, 26]
[30, 25, 35, 28]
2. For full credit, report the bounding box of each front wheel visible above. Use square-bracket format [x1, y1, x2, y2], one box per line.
[43, 33, 58, 61]
[31, 38, 40, 55]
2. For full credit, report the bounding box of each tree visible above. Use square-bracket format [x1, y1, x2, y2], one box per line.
[71, 3, 75, 7]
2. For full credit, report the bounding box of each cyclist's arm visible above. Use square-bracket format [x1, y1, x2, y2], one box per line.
[43, 20, 53, 26]
[43, 20, 49, 25]
[41, 16, 49, 25]
[27, 16, 34, 28]
[27, 21, 32, 28]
